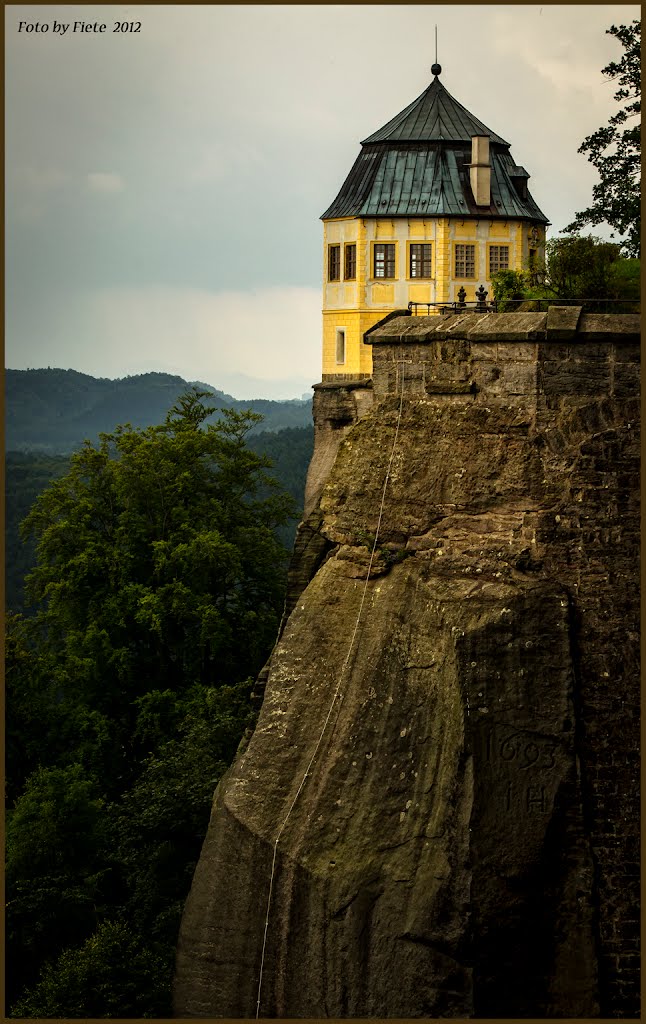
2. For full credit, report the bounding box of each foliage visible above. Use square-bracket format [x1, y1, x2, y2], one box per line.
[606, 255, 641, 303]
[6, 388, 295, 1017]
[247, 425, 313, 547]
[490, 269, 529, 310]
[564, 20, 641, 257]
[5, 452, 69, 614]
[5, 427, 313, 617]
[11, 920, 170, 1018]
[491, 236, 640, 311]
[539, 236, 629, 301]
[110, 679, 255, 945]
[6, 764, 110, 1003]
[20, 389, 293, 784]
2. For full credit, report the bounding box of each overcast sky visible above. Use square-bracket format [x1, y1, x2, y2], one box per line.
[6, 4, 640, 398]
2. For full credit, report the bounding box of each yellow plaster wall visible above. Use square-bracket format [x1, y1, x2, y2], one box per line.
[454, 220, 478, 239]
[375, 220, 395, 239]
[371, 284, 395, 304]
[408, 284, 433, 302]
[435, 219, 450, 305]
[322, 309, 384, 375]
[321, 215, 541, 376]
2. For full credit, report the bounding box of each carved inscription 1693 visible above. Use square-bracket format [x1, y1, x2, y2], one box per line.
[481, 728, 559, 815]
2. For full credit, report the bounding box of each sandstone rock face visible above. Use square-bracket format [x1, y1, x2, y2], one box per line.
[174, 311, 640, 1018]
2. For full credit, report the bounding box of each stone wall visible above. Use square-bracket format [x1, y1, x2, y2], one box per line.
[174, 309, 640, 1019]
[365, 308, 641, 1017]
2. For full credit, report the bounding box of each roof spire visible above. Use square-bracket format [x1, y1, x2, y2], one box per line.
[431, 25, 441, 77]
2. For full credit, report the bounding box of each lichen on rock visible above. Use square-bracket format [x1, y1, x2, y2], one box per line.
[174, 313, 639, 1019]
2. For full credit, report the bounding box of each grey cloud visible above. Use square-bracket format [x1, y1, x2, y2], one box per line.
[6, 3, 640, 396]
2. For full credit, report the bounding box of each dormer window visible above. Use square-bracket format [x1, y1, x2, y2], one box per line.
[509, 165, 530, 201]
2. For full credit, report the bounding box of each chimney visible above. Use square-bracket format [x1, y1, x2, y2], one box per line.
[469, 135, 491, 207]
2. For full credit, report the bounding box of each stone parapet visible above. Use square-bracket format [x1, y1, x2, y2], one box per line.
[365, 308, 640, 345]
[365, 310, 640, 413]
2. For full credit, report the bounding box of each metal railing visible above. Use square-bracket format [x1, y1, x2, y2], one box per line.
[408, 298, 641, 316]
[408, 300, 494, 315]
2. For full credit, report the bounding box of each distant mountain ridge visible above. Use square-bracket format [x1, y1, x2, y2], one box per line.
[6, 369, 312, 453]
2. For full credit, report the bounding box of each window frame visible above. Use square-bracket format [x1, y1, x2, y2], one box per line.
[488, 244, 510, 277]
[454, 243, 476, 280]
[409, 242, 433, 279]
[344, 243, 357, 281]
[328, 244, 341, 282]
[372, 242, 397, 280]
[335, 327, 346, 365]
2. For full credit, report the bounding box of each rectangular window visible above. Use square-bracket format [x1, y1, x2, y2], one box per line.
[328, 245, 341, 281]
[489, 244, 510, 276]
[344, 243, 357, 280]
[374, 243, 396, 279]
[335, 328, 346, 364]
[410, 243, 432, 278]
[455, 243, 476, 279]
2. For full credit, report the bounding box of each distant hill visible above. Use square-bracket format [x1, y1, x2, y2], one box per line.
[6, 369, 312, 453]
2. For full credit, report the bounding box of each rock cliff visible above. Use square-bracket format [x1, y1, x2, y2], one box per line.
[174, 309, 640, 1018]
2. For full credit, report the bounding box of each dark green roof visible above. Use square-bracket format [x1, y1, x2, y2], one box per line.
[322, 74, 549, 224]
[361, 76, 509, 146]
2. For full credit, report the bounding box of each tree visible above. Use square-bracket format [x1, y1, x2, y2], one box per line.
[11, 920, 170, 1019]
[564, 20, 641, 257]
[540, 235, 627, 301]
[109, 680, 255, 947]
[490, 269, 528, 310]
[6, 764, 110, 1005]
[19, 387, 294, 792]
[7, 388, 296, 1016]
[491, 235, 640, 311]
[5, 452, 70, 615]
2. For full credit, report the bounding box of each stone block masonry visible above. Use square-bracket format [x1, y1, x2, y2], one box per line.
[174, 309, 640, 1019]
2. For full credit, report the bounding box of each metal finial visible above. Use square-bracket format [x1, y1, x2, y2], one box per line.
[431, 25, 441, 76]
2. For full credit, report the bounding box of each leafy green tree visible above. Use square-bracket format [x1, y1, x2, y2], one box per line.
[606, 252, 641, 303]
[490, 269, 528, 310]
[5, 452, 70, 614]
[110, 680, 255, 946]
[564, 20, 641, 257]
[540, 235, 626, 300]
[492, 236, 639, 311]
[6, 611, 117, 805]
[20, 388, 294, 792]
[6, 764, 110, 1004]
[7, 388, 296, 1016]
[11, 919, 170, 1018]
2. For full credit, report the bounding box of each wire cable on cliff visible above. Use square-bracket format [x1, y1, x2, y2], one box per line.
[255, 361, 407, 1018]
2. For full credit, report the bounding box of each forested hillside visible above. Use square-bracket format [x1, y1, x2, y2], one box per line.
[6, 369, 312, 452]
[6, 426, 313, 615]
[6, 452, 70, 615]
[6, 389, 309, 1017]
